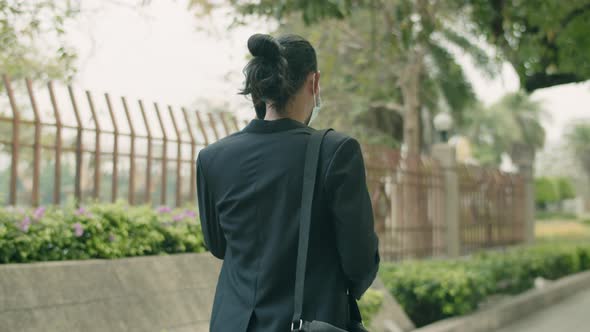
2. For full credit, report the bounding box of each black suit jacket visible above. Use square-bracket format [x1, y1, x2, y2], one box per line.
[197, 118, 380, 332]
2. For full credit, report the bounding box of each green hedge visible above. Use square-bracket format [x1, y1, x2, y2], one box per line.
[535, 177, 576, 208]
[358, 288, 384, 327]
[535, 177, 559, 207]
[379, 242, 590, 327]
[556, 177, 576, 200]
[0, 203, 206, 263]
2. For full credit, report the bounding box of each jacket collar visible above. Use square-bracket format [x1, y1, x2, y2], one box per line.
[242, 117, 308, 133]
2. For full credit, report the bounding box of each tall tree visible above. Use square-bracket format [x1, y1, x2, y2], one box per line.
[459, 0, 590, 92]
[0, 1, 80, 204]
[464, 91, 546, 165]
[190, 0, 493, 154]
[0, 1, 78, 81]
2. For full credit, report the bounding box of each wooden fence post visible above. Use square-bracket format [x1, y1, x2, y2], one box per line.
[3, 75, 20, 206]
[139, 100, 152, 204]
[48, 82, 62, 205]
[68, 86, 83, 205]
[207, 113, 220, 141]
[26, 78, 42, 207]
[168, 106, 182, 207]
[86, 91, 101, 201]
[154, 103, 167, 205]
[122, 97, 136, 205]
[219, 112, 231, 136]
[182, 108, 197, 203]
[195, 111, 209, 146]
[105, 93, 119, 202]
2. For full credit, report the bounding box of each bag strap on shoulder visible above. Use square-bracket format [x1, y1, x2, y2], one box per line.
[291, 128, 332, 329]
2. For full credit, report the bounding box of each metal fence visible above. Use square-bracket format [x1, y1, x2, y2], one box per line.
[1, 75, 526, 260]
[363, 145, 446, 261]
[458, 165, 526, 253]
[0, 75, 248, 207]
[362, 151, 526, 259]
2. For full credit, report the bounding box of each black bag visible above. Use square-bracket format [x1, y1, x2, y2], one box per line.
[290, 129, 369, 332]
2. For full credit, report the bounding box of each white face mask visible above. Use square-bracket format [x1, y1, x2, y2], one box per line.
[309, 74, 322, 125]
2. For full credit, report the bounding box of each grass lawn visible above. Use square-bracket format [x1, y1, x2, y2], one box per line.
[535, 218, 590, 241]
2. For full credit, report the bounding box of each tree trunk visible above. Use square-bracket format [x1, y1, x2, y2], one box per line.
[401, 49, 423, 155]
[399, 47, 428, 257]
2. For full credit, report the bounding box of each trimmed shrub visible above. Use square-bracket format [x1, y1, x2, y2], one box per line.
[380, 242, 590, 327]
[358, 288, 384, 327]
[380, 261, 493, 326]
[0, 203, 206, 263]
[535, 177, 559, 208]
[556, 177, 576, 200]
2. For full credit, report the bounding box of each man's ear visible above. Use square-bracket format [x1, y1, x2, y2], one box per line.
[312, 71, 321, 95]
[308, 71, 320, 95]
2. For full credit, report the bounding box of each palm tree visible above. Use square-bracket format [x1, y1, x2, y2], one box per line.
[464, 91, 546, 166]
[264, 1, 496, 256]
[192, 0, 496, 152]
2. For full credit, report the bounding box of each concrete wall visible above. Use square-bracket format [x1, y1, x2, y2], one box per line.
[0, 254, 221, 332]
[0, 253, 414, 332]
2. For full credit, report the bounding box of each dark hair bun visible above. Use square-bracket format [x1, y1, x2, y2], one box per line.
[247, 34, 282, 61]
[240, 34, 317, 118]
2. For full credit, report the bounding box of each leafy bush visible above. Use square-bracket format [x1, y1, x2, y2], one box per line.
[380, 242, 590, 327]
[534, 177, 576, 209]
[0, 203, 206, 263]
[471, 245, 585, 294]
[556, 177, 576, 200]
[535, 177, 559, 208]
[380, 261, 492, 326]
[358, 288, 384, 327]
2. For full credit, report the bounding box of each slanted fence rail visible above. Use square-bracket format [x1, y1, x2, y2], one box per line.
[0, 75, 526, 260]
[0, 75, 251, 207]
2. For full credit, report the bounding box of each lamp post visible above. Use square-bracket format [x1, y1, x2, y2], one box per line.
[431, 111, 459, 257]
[433, 112, 453, 143]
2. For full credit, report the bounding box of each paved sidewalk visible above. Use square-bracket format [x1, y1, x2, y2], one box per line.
[494, 287, 590, 332]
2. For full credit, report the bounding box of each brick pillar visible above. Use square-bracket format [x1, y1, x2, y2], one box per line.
[432, 143, 460, 257]
[512, 143, 536, 244]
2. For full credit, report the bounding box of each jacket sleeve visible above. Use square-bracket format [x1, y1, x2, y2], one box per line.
[196, 154, 226, 260]
[325, 137, 380, 299]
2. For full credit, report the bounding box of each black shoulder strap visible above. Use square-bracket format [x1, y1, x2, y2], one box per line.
[292, 128, 332, 327]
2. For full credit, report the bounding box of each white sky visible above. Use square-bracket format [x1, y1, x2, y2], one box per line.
[67, 0, 589, 145]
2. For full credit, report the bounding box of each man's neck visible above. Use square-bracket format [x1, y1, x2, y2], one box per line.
[263, 99, 307, 124]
